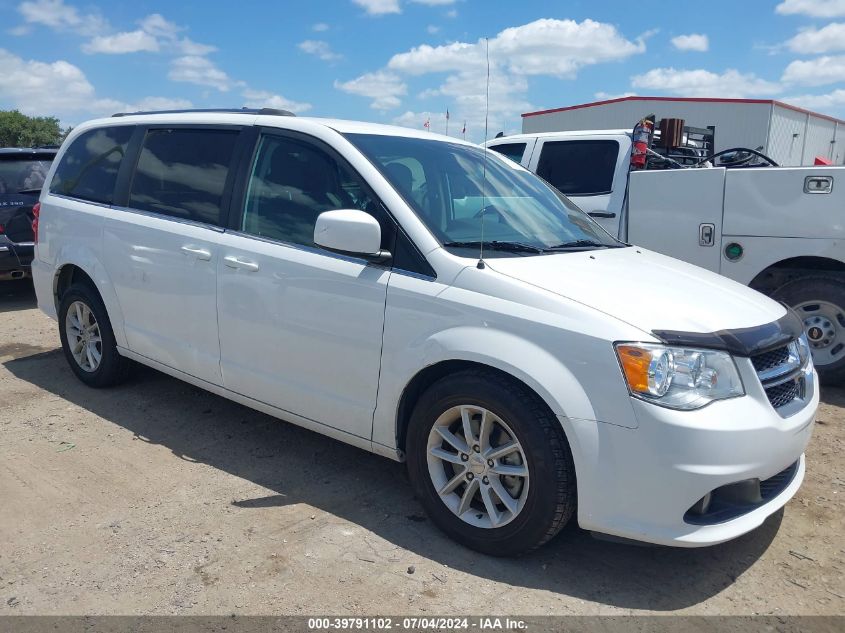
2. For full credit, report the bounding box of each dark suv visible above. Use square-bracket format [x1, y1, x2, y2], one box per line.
[0, 147, 56, 280]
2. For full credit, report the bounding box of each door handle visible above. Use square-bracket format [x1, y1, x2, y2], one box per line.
[223, 255, 259, 272]
[588, 211, 617, 218]
[180, 245, 212, 261]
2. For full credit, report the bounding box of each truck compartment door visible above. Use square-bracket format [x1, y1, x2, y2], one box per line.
[627, 168, 726, 273]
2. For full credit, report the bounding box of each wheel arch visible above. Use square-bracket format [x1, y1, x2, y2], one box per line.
[749, 256, 845, 295]
[51, 250, 127, 348]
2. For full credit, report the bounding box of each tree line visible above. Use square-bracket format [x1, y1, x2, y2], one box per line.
[0, 110, 72, 147]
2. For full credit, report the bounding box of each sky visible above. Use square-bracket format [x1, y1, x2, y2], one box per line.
[2, 0, 845, 142]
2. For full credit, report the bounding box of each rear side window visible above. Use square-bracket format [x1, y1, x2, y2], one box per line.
[49, 126, 133, 204]
[536, 140, 619, 196]
[129, 128, 239, 226]
[489, 142, 526, 164]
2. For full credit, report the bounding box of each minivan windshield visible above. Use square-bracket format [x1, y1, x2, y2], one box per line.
[345, 133, 622, 255]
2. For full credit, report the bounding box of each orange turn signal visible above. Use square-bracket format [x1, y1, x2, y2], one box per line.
[616, 344, 652, 394]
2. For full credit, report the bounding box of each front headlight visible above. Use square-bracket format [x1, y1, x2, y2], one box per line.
[615, 343, 745, 410]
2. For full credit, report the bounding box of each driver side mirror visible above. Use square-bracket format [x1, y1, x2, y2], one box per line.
[314, 209, 391, 263]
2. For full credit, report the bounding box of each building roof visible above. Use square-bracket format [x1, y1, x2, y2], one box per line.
[522, 96, 845, 125]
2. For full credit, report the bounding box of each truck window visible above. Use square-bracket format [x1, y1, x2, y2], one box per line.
[49, 126, 133, 204]
[536, 140, 619, 196]
[490, 143, 526, 164]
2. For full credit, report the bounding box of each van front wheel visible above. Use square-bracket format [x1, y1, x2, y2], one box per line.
[406, 369, 576, 556]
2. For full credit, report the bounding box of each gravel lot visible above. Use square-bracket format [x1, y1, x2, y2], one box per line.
[0, 279, 842, 616]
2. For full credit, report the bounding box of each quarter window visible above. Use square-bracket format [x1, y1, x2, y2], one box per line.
[536, 140, 619, 196]
[49, 126, 133, 204]
[128, 128, 239, 226]
[489, 143, 526, 164]
[241, 135, 382, 248]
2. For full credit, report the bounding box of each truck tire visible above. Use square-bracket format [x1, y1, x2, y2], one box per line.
[771, 276, 845, 384]
[406, 369, 576, 556]
[58, 283, 132, 388]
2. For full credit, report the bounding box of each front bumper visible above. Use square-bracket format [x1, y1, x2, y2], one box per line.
[566, 358, 817, 547]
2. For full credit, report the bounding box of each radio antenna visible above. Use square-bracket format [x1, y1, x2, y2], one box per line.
[477, 37, 490, 270]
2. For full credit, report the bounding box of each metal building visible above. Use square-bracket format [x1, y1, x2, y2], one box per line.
[521, 96, 845, 166]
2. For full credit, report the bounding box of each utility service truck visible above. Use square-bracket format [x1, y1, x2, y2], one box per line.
[487, 122, 845, 382]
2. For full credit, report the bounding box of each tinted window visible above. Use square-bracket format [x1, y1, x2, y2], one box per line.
[346, 133, 619, 254]
[490, 143, 526, 164]
[50, 127, 132, 204]
[129, 128, 238, 225]
[0, 157, 52, 194]
[241, 135, 383, 248]
[536, 140, 618, 196]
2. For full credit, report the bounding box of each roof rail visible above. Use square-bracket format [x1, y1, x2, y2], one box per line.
[111, 107, 296, 118]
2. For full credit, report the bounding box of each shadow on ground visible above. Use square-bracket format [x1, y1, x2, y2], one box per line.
[5, 347, 786, 611]
[0, 279, 36, 313]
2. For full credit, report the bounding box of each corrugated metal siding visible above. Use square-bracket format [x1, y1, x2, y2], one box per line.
[522, 100, 772, 157]
[768, 106, 808, 166]
[802, 116, 836, 163]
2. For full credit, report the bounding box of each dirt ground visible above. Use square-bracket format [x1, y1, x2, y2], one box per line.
[0, 279, 842, 616]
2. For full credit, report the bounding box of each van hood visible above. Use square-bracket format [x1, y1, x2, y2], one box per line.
[485, 246, 786, 336]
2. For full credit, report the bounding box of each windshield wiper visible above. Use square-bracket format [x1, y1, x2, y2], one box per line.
[544, 239, 620, 250]
[442, 240, 544, 253]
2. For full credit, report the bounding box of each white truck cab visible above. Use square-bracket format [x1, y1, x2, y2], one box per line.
[488, 130, 845, 382]
[32, 110, 817, 554]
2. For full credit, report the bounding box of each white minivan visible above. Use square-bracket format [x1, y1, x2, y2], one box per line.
[32, 109, 817, 555]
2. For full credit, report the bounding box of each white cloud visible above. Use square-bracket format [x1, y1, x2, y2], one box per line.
[410, 0, 457, 4]
[0, 48, 188, 121]
[388, 18, 645, 79]
[594, 91, 637, 100]
[671, 33, 709, 52]
[82, 30, 160, 54]
[138, 13, 181, 38]
[312, 22, 330, 32]
[353, 0, 401, 15]
[335, 71, 407, 110]
[298, 40, 343, 62]
[783, 55, 845, 85]
[784, 88, 845, 109]
[632, 68, 782, 97]
[786, 23, 845, 54]
[18, 0, 106, 36]
[427, 25, 440, 34]
[776, 0, 845, 17]
[241, 89, 312, 114]
[168, 56, 236, 91]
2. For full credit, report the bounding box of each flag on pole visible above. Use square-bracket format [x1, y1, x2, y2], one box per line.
[445, 108, 450, 136]
[423, 116, 430, 130]
[462, 121, 466, 134]
[446, 108, 450, 121]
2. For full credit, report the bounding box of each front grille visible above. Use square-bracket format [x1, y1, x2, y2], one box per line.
[766, 378, 802, 409]
[751, 346, 790, 374]
[750, 344, 803, 410]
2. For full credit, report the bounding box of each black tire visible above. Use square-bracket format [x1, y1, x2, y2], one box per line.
[406, 369, 576, 556]
[771, 276, 845, 385]
[58, 283, 131, 388]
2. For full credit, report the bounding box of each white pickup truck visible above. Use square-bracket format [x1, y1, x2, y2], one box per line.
[487, 130, 845, 382]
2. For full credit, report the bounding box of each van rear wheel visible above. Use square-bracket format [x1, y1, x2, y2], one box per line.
[58, 283, 131, 388]
[406, 369, 576, 556]
[772, 276, 845, 384]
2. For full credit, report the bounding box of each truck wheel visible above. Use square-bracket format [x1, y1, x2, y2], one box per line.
[58, 283, 131, 388]
[771, 276, 845, 384]
[406, 369, 576, 556]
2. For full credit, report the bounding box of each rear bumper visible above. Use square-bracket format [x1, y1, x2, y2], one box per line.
[31, 256, 56, 319]
[0, 237, 32, 279]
